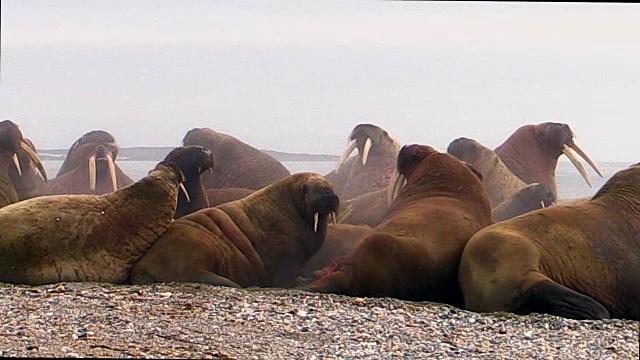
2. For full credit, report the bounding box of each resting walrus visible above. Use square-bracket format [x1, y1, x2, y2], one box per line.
[130, 172, 340, 288]
[1, 120, 46, 208]
[298, 145, 492, 306]
[458, 163, 640, 320]
[0, 161, 186, 286]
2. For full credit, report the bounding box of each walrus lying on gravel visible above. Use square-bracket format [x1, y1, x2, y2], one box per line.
[298, 145, 492, 306]
[130, 172, 340, 288]
[164, 145, 215, 218]
[458, 163, 640, 320]
[0, 161, 186, 285]
[41, 130, 134, 195]
[325, 123, 401, 201]
[1, 120, 46, 208]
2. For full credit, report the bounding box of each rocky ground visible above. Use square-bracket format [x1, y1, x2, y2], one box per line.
[0, 282, 638, 359]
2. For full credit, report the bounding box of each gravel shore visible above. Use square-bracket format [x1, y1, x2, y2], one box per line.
[0, 282, 637, 359]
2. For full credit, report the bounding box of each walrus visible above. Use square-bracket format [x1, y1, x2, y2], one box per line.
[0, 120, 46, 208]
[494, 122, 602, 201]
[298, 145, 492, 306]
[162, 145, 215, 218]
[324, 123, 401, 201]
[0, 161, 187, 286]
[458, 163, 640, 320]
[41, 130, 134, 195]
[447, 137, 529, 208]
[491, 183, 555, 222]
[182, 127, 290, 190]
[130, 172, 340, 288]
[7, 137, 48, 201]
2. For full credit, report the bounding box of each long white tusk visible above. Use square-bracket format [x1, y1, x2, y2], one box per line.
[12, 154, 22, 176]
[562, 144, 591, 187]
[540, 201, 546, 208]
[335, 139, 358, 172]
[330, 211, 337, 226]
[313, 212, 319, 232]
[88, 155, 97, 191]
[361, 137, 372, 165]
[179, 183, 191, 202]
[387, 168, 407, 205]
[571, 141, 603, 178]
[20, 141, 48, 181]
[106, 154, 118, 193]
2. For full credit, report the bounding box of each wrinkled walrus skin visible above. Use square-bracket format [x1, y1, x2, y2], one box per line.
[458, 163, 640, 320]
[299, 145, 492, 307]
[182, 127, 291, 190]
[130, 172, 340, 289]
[0, 161, 185, 286]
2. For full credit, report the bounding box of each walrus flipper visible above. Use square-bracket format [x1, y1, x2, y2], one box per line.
[515, 280, 610, 320]
[190, 269, 242, 288]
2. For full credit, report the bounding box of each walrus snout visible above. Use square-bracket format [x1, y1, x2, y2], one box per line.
[447, 137, 481, 163]
[305, 186, 340, 232]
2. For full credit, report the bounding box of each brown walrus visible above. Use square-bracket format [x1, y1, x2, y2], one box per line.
[182, 127, 290, 190]
[447, 137, 529, 208]
[41, 130, 134, 195]
[458, 163, 640, 320]
[298, 145, 492, 306]
[325, 123, 401, 201]
[491, 183, 555, 223]
[7, 137, 48, 201]
[494, 122, 602, 201]
[206, 187, 255, 207]
[163, 145, 215, 218]
[130, 172, 340, 288]
[336, 188, 389, 227]
[1, 120, 46, 208]
[0, 161, 186, 286]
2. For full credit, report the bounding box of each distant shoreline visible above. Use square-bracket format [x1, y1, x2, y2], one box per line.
[37, 147, 340, 162]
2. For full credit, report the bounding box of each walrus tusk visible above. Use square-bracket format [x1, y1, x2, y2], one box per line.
[12, 154, 22, 176]
[571, 141, 603, 178]
[540, 201, 546, 208]
[330, 211, 337, 226]
[179, 183, 191, 202]
[88, 155, 97, 191]
[562, 144, 592, 187]
[313, 212, 319, 232]
[106, 154, 118, 193]
[387, 168, 407, 205]
[361, 137, 372, 165]
[20, 141, 48, 181]
[335, 139, 358, 172]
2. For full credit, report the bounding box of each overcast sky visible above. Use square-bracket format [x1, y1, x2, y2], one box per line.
[1, 1, 638, 162]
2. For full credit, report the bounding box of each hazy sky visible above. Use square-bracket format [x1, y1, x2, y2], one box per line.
[1, 1, 638, 162]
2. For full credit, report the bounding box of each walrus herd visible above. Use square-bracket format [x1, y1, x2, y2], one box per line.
[0, 119, 637, 322]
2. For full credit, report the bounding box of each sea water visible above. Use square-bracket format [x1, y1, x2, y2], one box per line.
[41, 160, 633, 201]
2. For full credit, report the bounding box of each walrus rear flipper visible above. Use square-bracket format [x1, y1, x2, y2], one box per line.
[191, 269, 241, 288]
[515, 280, 610, 320]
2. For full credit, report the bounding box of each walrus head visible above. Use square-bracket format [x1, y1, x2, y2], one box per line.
[58, 130, 121, 193]
[290, 173, 340, 234]
[387, 144, 489, 206]
[334, 123, 401, 171]
[0, 120, 46, 181]
[163, 145, 215, 180]
[147, 160, 189, 201]
[531, 122, 602, 186]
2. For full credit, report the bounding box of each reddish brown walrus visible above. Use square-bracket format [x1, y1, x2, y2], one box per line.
[130, 172, 340, 288]
[494, 122, 602, 201]
[458, 163, 640, 320]
[0, 161, 186, 285]
[298, 145, 492, 306]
